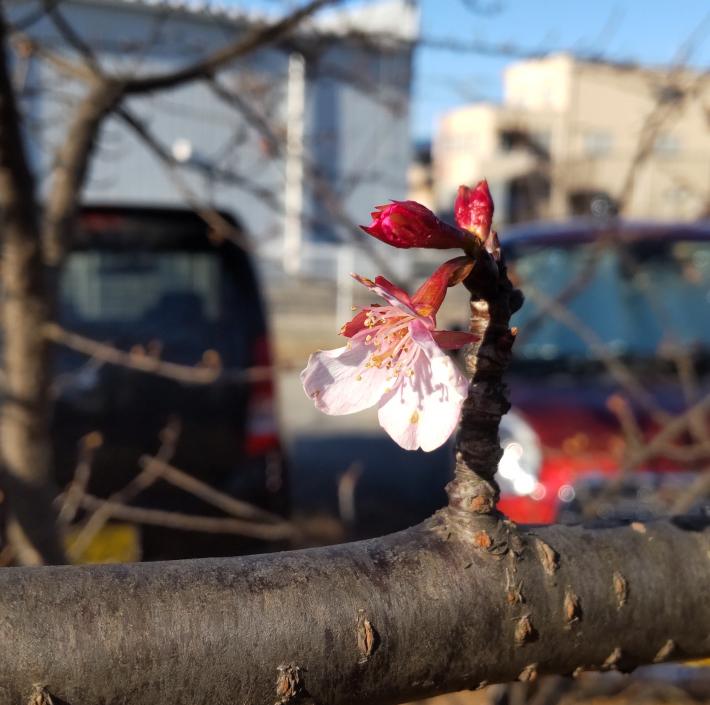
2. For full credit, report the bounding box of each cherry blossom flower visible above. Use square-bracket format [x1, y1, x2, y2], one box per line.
[301, 258, 478, 451]
[361, 180, 494, 255]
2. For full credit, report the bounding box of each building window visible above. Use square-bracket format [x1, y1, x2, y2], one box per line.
[583, 131, 612, 158]
[654, 133, 680, 157]
[499, 129, 550, 157]
[530, 130, 551, 156]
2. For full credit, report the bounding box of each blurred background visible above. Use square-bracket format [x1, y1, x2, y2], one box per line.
[4, 0, 709, 554]
[1, 0, 709, 700]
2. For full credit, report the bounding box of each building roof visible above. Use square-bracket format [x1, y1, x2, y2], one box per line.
[62, 0, 419, 43]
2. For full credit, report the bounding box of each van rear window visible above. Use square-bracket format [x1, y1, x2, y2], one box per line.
[60, 251, 221, 324]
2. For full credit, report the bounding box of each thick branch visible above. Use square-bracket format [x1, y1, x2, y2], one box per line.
[43, 79, 123, 264]
[0, 11, 65, 564]
[448, 239, 522, 519]
[0, 516, 707, 704]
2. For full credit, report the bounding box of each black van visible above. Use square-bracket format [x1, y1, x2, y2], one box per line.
[51, 206, 288, 560]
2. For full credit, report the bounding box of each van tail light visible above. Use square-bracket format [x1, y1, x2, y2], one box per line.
[245, 333, 281, 457]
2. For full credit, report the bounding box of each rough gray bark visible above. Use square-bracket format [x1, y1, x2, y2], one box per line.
[0, 514, 708, 705]
[0, 13, 65, 565]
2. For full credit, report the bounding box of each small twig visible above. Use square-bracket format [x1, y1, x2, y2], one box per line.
[42, 0, 103, 77]
[115, 106, 255, 251]
[337, 462, 363, 526]
[207, 77, 405, 284]
[77, 495, 296, 541]
[625, 392, 710, 468]
[66, 420, 181, 560]
[606, 394, 645, 471]
[671, 468, 710, 514]
[57, 431, 103, 525]
[44, 322, 272, 385]
[138, 455, 285, 525]
[524, 285, 670, 425]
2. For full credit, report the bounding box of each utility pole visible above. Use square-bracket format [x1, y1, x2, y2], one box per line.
[283, 52, 306, 275]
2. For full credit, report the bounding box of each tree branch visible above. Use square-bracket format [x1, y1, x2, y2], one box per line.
[121, 0, 336, 96]
[75, 494, 297, 541]
[0, 515, 707, 704]
[42, 78, 124, 264]
[44, 322, 272, 385]
[0, 9, 65, 564]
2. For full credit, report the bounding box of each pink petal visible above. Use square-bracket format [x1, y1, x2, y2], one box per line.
[377, 320, 468, 451]
[351, 273, 417, 315]
[431, 330, 479, 350]
[341, 309, 368, 338]
[374, 276, 414, 309]
[301, 342, 391, 415]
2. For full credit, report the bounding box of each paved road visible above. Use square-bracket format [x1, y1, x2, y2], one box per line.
[278, 371, 454, 538]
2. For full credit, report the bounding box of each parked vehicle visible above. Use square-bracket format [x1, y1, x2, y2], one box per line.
[51, 205, 288, 560]
[494, 220, 710, 524]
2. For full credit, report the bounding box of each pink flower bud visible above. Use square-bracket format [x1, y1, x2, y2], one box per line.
[454, 180, 494, 240]
[361, 201, 467, 250]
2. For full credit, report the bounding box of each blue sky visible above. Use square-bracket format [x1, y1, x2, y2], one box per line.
[413, 0, 710, 141]
[238, 0, 709, 141]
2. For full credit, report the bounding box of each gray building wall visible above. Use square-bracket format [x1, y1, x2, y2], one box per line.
[8, 0, 416, 278]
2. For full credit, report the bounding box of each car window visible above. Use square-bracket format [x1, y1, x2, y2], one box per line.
[508, 239, 710, 362]
[56, 248, 262, 370]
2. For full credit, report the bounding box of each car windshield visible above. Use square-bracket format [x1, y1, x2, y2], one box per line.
[507, 237, 710, 364]
[57, 249, 261, 369]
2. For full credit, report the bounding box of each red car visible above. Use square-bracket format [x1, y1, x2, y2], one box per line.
[494, 220, 710, 524]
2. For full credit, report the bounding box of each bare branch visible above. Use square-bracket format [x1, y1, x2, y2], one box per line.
[44, 322, 273, 385]
[671, 468, 710, 514]
[57, 431, 103, 526]
[623, 390, 710, 473]
[523, 284, 671, 424]
[41, 0, 103, 77]
[76, 494, 297, 541]
[207, 77, 406, 283]
[0, 7, 65, 565]
[66, 419, 182, 560]
[43, 79, 124, 264]
[137, 455, 286, 525]
[121, 0, 336, 96]
[9, 0, 61, 32]
[115, 104, 273, 250]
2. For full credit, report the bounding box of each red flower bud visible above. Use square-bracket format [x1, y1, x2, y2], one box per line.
[454, 180, 494, 240]
[361, 201, 467, 250]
